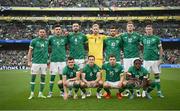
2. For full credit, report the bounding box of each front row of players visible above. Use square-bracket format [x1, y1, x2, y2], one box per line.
[29, 55, 157, 100]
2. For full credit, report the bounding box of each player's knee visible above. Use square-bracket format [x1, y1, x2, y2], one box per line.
[75, 80, 80, 85]
[80, 82, 85, 87]
[98, 80, 103, 86]
[103, 82, 109, 88]
[57, 80, 63, 85]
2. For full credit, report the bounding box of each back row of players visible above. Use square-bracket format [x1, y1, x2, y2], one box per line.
[27, 21, 164, 100]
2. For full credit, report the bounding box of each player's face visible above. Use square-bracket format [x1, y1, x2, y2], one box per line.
[134, 61, 141, 70]
[67, 60, 75, 68]
[92, 26, 99, 34]
[145, 27, 153, 35]
[88, 57, 95, 66]
[38, 29, 46, 38]
[110, 29, 116, 37]
[72, 24, 80, 32]
[127, 23, 134, 32]
[109, 57, 116, 66]
[54, 27, 62, 35]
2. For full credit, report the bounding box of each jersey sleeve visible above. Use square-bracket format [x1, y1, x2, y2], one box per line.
[143, 67, 149, 77]
[29, 39, 35, 49]
[119, 65, 124, 76]
[62, 67, 68, 76]
[75, 64, 80, 71]
[157, 36, 162, 47]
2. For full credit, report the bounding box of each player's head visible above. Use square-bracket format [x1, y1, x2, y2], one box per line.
[67, 57, 75, 68]
[38, 28, 46, 38]
[126, 21, 134, 32]
[145, 25, 153, 35]
[72, 23, 80, 32]
[92, 24, 99, 35]
[88, 55, 95, 66]
[53, 24, 62, 36]
[133, 59, 142, 70]
[109, 25, 117, 37]
[109, 54, 116, 66]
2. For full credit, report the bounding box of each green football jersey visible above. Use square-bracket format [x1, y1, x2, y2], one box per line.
[30, 37, 48, 64]
[120, 32, 141, 58]
[104, 36, 122, 61]
[82, 64, 100, 81]
[141, 35, 161, 60]
[63, 64, 80, 79]
[68, 32, 87, 59]
[128, 66, 149, 80]
[48, 35, 67, 62]
[102, 63, 124, 82]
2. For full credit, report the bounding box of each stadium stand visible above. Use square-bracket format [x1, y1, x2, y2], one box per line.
[0, 0, 180, 7]
[0, 21, 179, 40]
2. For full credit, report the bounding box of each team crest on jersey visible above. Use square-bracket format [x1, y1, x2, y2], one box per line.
[110, 71, 114, 76]
[115, 68, 119, 73]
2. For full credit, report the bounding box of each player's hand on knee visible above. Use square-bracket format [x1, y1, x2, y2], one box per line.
[118, 82, 123, 88]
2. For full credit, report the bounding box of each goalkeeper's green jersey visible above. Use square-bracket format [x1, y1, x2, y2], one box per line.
[48, 35, 67, 62]
[30, 37, 48, 64]
[68, 32, 87, 59]
[102, 63, 124, 82]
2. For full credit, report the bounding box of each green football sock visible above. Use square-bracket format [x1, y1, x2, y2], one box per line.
[147, 81, 156, 93]
[74, 83, 80, 93]
[104, 87, 111, 94]
[49, 75, 56, 92]
[40, 74, 46, 92]
[58, 83, 64, 92]
[97, 84, 103, 93]
[30, 75, 36, 92]
[155, 74, 161, 91]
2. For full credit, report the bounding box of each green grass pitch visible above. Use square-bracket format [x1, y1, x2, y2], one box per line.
[0, 68, 180, 110]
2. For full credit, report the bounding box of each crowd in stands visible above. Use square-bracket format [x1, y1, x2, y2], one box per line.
[0, 21, 179, 40]
[0, 0, 180, 7]
[0, 50, 28, 69]
[0, 49, 179, 69]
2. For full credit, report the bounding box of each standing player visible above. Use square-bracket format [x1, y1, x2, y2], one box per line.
[80, 55, 103, 99]
[68, 23, 87, 69]
[141, 25, 164, 98]
[58, 57, 81, 100]
[102, 55, 125, 100]
[47, 25, 68, 98]
[27, 28, 48, 99]
[104, 25, 122, 64]
[126, 59, 156, 99]
[120, 21, 142, 97]
[87, 24, 106, 67]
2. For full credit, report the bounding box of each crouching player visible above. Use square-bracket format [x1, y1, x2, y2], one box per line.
[126, 59, 156, 99]
[80, 55, 103, 99]
[58, 57, 81, 100]
[102, 55, 125, 100]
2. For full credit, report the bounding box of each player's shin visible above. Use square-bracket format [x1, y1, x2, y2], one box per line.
[30, 74, 36, 93]
[40, 74, 46, 93]
[49, 75, 56, 93]
[154, 74, 161, 91]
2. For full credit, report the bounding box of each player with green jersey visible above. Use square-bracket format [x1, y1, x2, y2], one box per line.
[102, 55, 125, 100]
[141, 25, 164, 98]
[27, 28, 48, 99]
[104, 26, 122, 64]
[126, 59, 156, 99]
[58, 57, 81, 100]
[68, 23, 87, 69]
[120, 21, 142, 97]
[47, 25, 68, 98]
[80, 55, 103, 99]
